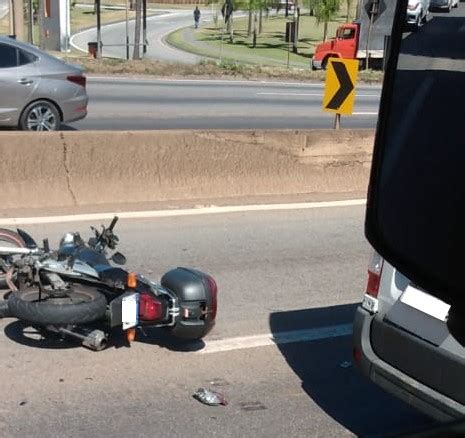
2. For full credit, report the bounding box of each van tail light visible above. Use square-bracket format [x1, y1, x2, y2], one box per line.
[366, 251, 384, 298]
[139, 293, 163, 321]
[67, 75, 86, 88]
[205, 275, 218, 320]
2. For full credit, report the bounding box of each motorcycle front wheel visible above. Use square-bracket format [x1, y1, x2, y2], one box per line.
[8, 284, 107, 325]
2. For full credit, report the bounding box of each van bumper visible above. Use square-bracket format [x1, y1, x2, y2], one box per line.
[353, 306, 465, 422]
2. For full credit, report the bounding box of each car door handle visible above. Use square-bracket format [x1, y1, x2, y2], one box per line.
[18, 78, 33, 85]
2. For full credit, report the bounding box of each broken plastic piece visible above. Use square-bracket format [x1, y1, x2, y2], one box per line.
[193, 388, 228, 406]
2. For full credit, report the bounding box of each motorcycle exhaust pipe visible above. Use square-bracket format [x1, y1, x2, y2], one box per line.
[54, 326, 108, 351]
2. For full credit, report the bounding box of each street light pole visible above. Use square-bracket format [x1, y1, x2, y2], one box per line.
[126, 0, 130, 60]
[143, 0, 147, 55]
[28, 0, 33, 43]
[8, 0, 14, 37]
[96, 0, 102, 58]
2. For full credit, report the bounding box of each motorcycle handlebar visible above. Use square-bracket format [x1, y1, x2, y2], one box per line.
[108, 216, 119, 232]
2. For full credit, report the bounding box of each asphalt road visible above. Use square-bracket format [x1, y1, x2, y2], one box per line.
[67, 78, 380, 130]
[0, 206, 436, 437]
[71, 8, 207, 63]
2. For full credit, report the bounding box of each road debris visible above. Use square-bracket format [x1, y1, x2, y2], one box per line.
[240, 401, 267, 411]
[193, 388, 228, 406]
[340, 361, 352, 368]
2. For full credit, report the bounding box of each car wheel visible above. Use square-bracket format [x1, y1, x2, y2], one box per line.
[19, 100, 61, 132]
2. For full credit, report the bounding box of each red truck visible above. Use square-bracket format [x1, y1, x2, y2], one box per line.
[311, 0, 395, 70]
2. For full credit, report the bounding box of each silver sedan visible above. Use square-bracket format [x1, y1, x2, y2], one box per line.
[0, 36, 88, 131]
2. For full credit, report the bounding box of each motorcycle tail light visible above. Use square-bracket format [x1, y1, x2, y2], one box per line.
[139, 293, 163, 321]
[205, 275, 218, 320]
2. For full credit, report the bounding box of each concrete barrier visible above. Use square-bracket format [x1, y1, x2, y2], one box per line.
[0, 130, 374, 211]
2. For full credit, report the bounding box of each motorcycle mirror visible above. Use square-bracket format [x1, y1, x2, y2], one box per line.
[111, 252, 126, 265]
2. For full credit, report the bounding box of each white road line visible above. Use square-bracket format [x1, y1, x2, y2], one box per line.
[86, 76, 382, 89]
[87, 76, 329, 87]
[257, 92, 380, 97]
[353, 112, 378, 115]
[257, 92, 324, 96]
[0, 199, 366, 226]
[199, 324, 353, 354]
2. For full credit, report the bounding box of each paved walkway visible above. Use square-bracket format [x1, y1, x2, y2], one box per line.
[71, 8, 209, 64]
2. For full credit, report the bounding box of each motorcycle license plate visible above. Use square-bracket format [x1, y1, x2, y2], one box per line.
[122, 293, 138, 329]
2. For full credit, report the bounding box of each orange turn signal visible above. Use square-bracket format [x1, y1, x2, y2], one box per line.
[126, 328, 136, 343]
[127, 272, 137, 288]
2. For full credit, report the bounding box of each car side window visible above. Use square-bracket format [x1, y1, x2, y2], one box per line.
[18, 49, 37, 66]
[0, 44, 18, 68]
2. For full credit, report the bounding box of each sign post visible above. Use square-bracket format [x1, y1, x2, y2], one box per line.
[322, 58, 359, 129]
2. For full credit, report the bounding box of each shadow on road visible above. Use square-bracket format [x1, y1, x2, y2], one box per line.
[269, 304, 437, 437]
[4, 320, 81, 350]
[134, 326, 206, 352]
[3, 319, 205, 352]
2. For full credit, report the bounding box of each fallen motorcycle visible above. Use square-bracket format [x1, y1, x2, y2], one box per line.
[0, 217, 217, 351]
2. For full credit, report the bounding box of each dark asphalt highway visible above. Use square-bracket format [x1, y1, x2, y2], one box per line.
[67, 78, 380, 130]
[0, 206, 436, 437]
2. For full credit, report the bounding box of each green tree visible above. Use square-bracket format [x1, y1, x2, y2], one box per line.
[314, 0, 341, 41]
[302, 0, 318, 16]
[248, 0, 262, 47]
[345, 0, 353, 21]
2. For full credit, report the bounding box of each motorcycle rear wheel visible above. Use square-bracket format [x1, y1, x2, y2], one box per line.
[8, 284, 107, 325]
[0, 229, 26, 289]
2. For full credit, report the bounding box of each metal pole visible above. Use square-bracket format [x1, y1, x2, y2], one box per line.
[126, 0, 129, 61]
[219, 23, 225, 63]
[292, 3, 298, 54]
[8, 0, 14, 37]
[64, 0, 69, 60]
[28, 0, 33, 43]
[334, 113, 341, 130]
[287, 22, 291, 68]
[365, 0, 378, 70]
[96, 0, 102, 58]
[126, 0, 130, 60]
[142, 0, 147, 55]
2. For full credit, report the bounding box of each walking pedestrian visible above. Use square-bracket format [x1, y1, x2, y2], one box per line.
[194, 6, 201, 29]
